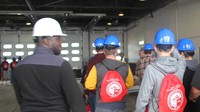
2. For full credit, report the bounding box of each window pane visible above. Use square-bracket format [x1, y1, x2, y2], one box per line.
[27, 44, 35, 48]
[117, 49, 121, 53]
[71, 57, 80, 61]
[71, 43, 80, 47]
[138, 41, 144, 45]
[61, 50, 69, 54]
[61, 43, 68, 47]
[3, 52, 12, 56]
[63, 57, 69, 61]
[116, 56, 121, 61]
[92, 50, 97, 54]
[3, 44, 12, 49]
[15, 51, 24, 56]
[15, 44, 24, 49]
[28, 51, 33, 55]
[71, 50, 80, 54]
[92, 43, 95, 47]
[7, 59, 12, 63]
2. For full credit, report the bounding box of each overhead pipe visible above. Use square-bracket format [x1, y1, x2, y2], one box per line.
[0, 11, 107, 17]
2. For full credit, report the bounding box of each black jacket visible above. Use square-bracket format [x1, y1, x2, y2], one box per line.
[13, 47, 86, 112]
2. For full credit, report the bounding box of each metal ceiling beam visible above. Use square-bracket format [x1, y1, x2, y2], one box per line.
[25, 0, 38, 24]
[38, 5, 150, 10]
[0, 11, 73, 15]
[40, 0, 64, 7]
[0, 4, 150, 10]
[84, 16, 104, 30]
[72, 13, 106, 17]
[0, 11, 106, 18]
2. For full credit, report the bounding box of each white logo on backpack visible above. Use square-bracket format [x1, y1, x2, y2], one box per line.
[106, 79, 122, 97]
[168, 89, 184, 110]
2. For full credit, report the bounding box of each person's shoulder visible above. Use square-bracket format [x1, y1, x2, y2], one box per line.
[197, 64, 200, 69]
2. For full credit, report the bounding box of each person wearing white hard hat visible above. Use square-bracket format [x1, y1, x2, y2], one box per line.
[12, 17, 86, 112]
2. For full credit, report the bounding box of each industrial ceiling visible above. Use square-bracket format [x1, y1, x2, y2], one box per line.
[0, 0, 176, 30]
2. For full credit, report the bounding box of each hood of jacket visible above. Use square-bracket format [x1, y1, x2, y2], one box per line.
[186, 59, 198, 71]
[102, 58, 124, 70]
[154, 56, 180, 74]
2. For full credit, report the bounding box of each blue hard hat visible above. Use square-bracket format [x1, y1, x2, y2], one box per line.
[94, 37, 104, 47]
[104, 34, 120, 47]
[154, 28, 176, 45]
[177, 38, 195, 51]
[144, 43, 154, 50]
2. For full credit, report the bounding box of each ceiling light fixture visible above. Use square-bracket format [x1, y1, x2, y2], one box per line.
[26, 22, 31, 25]
[118, 11, 124, 16]
[107, 22, 112, 26]
[138, 41, 144, 45]
[139, 0, 146, 1]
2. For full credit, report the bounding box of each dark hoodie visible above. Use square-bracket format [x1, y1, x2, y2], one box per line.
[183, 59, 198, 112]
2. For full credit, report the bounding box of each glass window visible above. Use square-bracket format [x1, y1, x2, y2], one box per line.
[63, 57, 69, 61]
[61, 43, 68, 47]
[7, 59, 12, 63]
[27, 44, 35, 48]
[61, 50, 69, 54]
[3, 52, 12, 56]
[139, 41, 144, 45]
[92, 43, 95, 47]
[3, 44, 12, 49]
[71, 57, 80, 61]
[15, 44, 24, 49]
[71, 43, 80, 47]
[71, 50, 80, 54]
[92, 50, 97, 54]
[116, 55, 121, 61]
[15, 51, 24, 56]
[117, 49, 121, 54]
[28, 51, 34, 55]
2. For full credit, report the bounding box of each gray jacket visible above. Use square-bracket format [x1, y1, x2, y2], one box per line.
[135, 49, 186, 112]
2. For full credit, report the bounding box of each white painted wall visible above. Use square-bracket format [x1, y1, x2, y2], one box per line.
[127, 0, 200, 63]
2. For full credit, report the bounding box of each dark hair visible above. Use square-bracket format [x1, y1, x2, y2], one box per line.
[104, 45, 118, 55]
[156, 44, 173, 52]
[33, 36, 49, 43]
[144, 50, 153, 54]
[179, 51, 195, 58]
[95, 46, 104, 52]
[105, 45, 118, 50]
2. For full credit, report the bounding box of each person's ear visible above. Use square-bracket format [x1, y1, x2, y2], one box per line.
[169, 45, 175, 54]
[43, 38, 51, 46]
[154, 45, 158, 53]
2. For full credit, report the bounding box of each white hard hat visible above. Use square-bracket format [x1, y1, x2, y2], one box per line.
[32, 17, 67, 37]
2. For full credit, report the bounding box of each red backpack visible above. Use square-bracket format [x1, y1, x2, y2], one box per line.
[2, 61, 9, 71]
[100, 63, 127, 103]
[151, 63, 187, 112]
[10, 61, 17, 70]
[159, 73, 187, 112]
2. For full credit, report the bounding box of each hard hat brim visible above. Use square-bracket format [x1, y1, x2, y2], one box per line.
[32, 33, 67, 37]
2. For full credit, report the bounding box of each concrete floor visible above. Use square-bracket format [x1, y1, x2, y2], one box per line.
[0, 84, 137, 112]
[0, 84, 20, 112]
